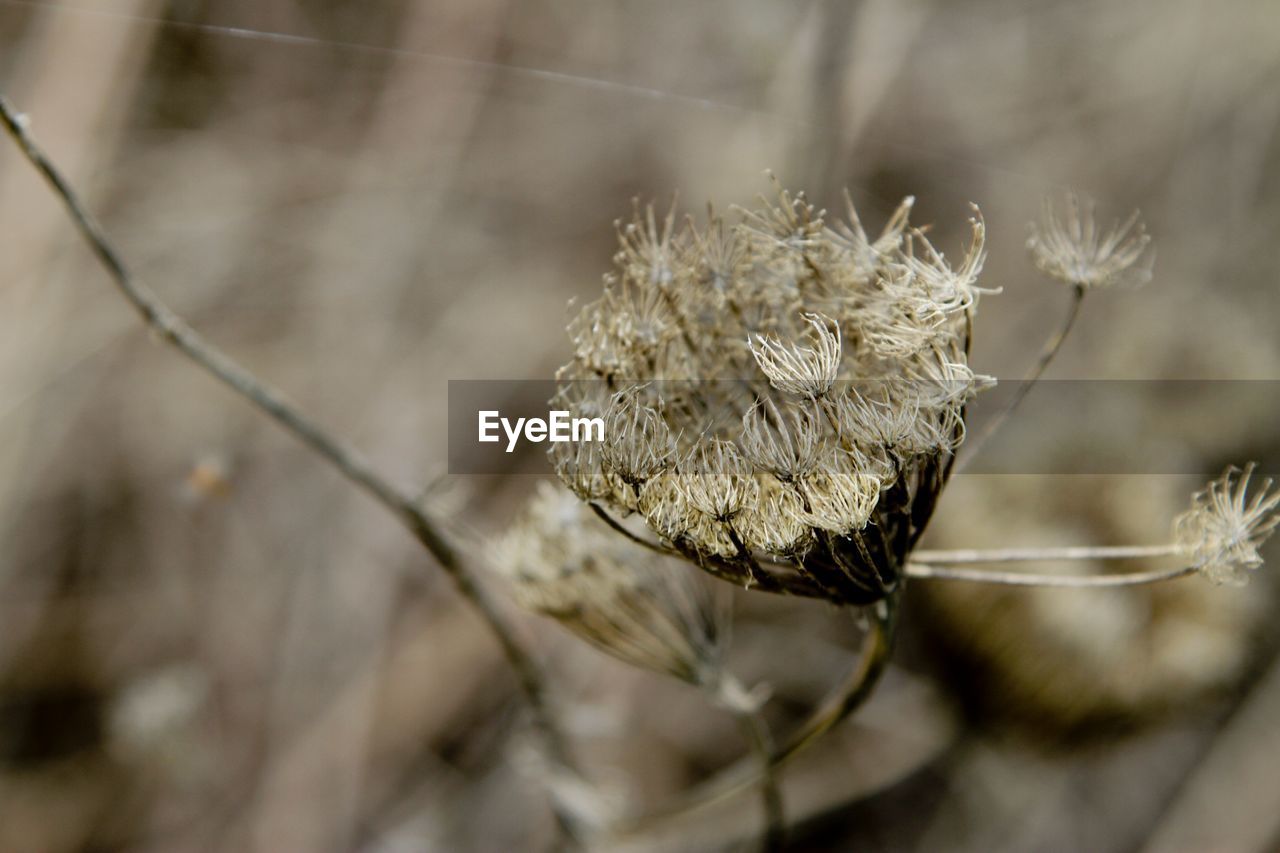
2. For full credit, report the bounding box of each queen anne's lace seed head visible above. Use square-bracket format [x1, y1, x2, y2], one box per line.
[1028, 193, 1154, 289]
[550, 436, 616, 503]
[549, 178, 999, 605]
[680, 438, 758, 522]
[798, 459, 881, 533]
[737, 482, 812, 556]
[493, 482, 728, 686]
[688, 206, 748, 296]
[600, 388, 676, 492]
[827, 191, 914, 283]
[900, 209, 995, 314]
[905, 348, 995, 409]
[615, 197, 684, 288]
[1175, 464, 1280, 585]
[739, 175, 825, 254]
[741, 398, 823, 482]
[750, 313, 842, 398]
[831, 390, 950, 459]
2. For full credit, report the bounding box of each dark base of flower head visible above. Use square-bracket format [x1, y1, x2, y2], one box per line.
[800, 529, 902, 606]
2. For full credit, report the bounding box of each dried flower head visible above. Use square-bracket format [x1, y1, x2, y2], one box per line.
[1027, 193, 1154, 289]
[741, 398, 823, 483]
[828, 191, 914, 281]
[855, 212, 995, 359]
[679, 438, 758, 523]
[750, 313, 842, 398]
[1175, 463, 1280, 585]
[599, 387, 677, 493]
[492, 482, 727, 686]
[615, 197, 683, 288]
[551, 179, 996, 605]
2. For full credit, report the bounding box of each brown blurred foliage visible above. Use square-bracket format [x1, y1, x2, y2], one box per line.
[2, 1, 1279, 850]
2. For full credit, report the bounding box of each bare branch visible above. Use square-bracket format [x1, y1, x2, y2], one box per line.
[615, 591, 899, 837]
[589, 502, 679, 556]
[962, 283, 1085, 467]
[911, 543, 1180, 565]
[905, 561, 1197, 587]
[0, 94, 580, 834]
[734, 703, 785, 852]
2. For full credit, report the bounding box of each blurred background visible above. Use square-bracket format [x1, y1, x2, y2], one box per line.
[1, 0, 1279, 850]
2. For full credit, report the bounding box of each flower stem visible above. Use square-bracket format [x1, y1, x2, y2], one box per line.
[733, 702, 785, 852]
[911, 543, 1181, 565]
[905, 562, 1197, 587]
[614, 590, 899, 837]
[0, 93, 581, 839]
[962, 283, 1086, 468]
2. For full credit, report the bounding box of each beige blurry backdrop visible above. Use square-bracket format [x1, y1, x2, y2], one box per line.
[1, 1, 1278, 850]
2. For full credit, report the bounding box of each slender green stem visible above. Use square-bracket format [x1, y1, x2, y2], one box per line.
[905, 562, 1197, 587]
[911, 543, 1180, 565]
[962, 283, 1085, 467]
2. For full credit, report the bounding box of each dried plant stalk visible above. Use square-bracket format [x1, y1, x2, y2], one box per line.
[0, 93, 581, 839]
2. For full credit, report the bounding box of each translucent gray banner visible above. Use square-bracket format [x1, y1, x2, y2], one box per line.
[447, 379, 1279, 475]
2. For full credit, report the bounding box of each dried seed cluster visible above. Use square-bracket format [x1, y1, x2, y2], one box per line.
[1027, 193, 1154, 289]
[1176, 463, 1280, 585]
[493, 482, 727, 687]
[550, 179, 996, 605]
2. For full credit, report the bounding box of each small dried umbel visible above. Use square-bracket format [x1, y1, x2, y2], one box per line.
[552, 179, 996, 605]
[492, 482, 731, 691]
[1027, 193, 1154, 289]
[1176, 463, 1280, 585]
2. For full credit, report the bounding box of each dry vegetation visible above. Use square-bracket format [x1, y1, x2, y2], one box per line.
[2, 1, 1279, 850]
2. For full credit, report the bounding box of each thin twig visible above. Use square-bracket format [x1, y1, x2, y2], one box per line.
[734, 703, 785, 852]
[0, 94, 580, 835]
[615, 590, 899, 836]
[905, 562, 1198, 587]
[911, 543, 1181, 565]
[589, 502, 679, 556]
[962, 283, 1085, 467]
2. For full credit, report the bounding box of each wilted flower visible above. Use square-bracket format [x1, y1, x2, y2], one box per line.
[492, 482, 727, 687]
[550, 179, 995, 606]
[750, 313, 842, 398]
[680, 438, 758, 523]
[599, 388, 677, 493]
[1175, 463, 1280, 585]
[1027, 193, 1153, 289]
[615, 197, 683, 288]
[827, 191, 914, 282]
[799, 457, 881, 533]
[741, 398, 823, 483]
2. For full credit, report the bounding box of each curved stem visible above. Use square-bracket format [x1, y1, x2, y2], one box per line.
[0, 94, 580, 837]
[733, 703, 785, 852]
[771, 589, 900, 758]
[614, 590, 900, 836]
[911, 543, 1180, 565]
[905, 562, 1197, 587]
[962, 283, 1085, 468]
[589, 502, 679, 556]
